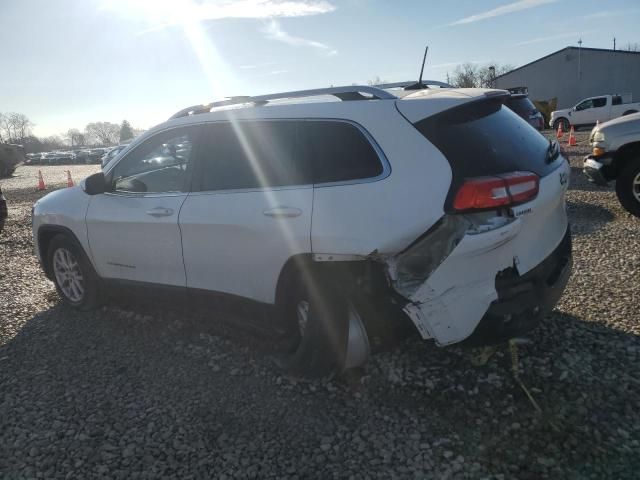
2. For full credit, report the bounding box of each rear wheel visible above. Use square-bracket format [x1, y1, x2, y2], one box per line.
[281, 268, 350, 376]
[615, 158, 640, 218]
[622, 110, 638, 116]
[47, 234, 102, 309]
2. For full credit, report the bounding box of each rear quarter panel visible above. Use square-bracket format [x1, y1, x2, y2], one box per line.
[309, 102, 452, 256]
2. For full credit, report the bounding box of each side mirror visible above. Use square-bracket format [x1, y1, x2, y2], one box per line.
[83, 172, 106, 195]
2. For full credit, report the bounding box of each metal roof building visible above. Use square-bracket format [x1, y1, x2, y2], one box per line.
[495, 46, 640, 109]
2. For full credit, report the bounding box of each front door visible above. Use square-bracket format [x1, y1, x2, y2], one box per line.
[179, 120, 313, 304]
[572, 97, 607, 125]
[86, 126, 199, 286]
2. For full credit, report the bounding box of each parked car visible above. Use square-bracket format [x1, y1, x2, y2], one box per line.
[101, 144, 128, 168]
[47, 151, 75, 164]
[32, 85, 572, 374]
[25, 153, 41, 165]
[0, 185, 7, 233]
[583, 112, 640, 217]
[505, 92, 544, 131]
[550, 94, 640, 131]
[1, 143, 26, 177]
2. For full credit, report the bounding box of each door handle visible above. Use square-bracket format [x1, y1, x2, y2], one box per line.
[145, 207, 174, 217]
[263, 207, 302, 218]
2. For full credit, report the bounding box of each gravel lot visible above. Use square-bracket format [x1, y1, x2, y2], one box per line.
[1, 135, 639, 479]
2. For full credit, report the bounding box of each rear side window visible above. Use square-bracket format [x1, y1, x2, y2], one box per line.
[300, 121, 383, 184]
[506, 97, 536, 117]
[195, 121, 310, 191]
[593, 97, 607, 108]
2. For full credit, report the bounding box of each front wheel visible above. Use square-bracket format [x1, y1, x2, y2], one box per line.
[615, 158, 640, 218]
[47, 234, 102, 310]
[553, 118, 570, 132]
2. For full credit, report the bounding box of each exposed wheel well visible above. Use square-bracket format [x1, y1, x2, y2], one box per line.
[274, 254, 315, 310]
[622, 110, 638, 116]
[614, 142, 640, 176]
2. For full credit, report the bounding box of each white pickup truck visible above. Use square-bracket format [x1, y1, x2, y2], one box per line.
[550, 94, 640, 131]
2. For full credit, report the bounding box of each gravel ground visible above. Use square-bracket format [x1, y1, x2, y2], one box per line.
[1, 136, 639, 479]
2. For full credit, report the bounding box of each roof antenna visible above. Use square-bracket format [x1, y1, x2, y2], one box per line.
[405, 46, 429, 90]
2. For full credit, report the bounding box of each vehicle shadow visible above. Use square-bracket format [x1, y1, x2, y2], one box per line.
[1, 298, 638, 477]
[566, 199, 615, 235]
[568, 165, 614, 192]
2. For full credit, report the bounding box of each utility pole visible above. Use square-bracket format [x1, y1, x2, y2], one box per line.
[613, 37, 616, 51]
[578, 38, 582, 79]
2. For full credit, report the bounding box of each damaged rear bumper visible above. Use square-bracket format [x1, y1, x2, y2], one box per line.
[400, 226, 572, 346]
[462, 227, 572, 345]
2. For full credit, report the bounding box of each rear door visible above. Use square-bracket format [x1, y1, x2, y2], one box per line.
[86, 126, 199, 286]
[179, 120, 313, 304]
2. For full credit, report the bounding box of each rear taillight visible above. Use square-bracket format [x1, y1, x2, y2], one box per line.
[453, 171, 539, 211]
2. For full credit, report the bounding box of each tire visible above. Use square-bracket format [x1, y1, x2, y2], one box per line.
[281, 268, 350, 376]
[615, 157, 640, 218]
[553, 118, 570, 132]
[47, 234, 102, 310]
[622, 110, 638, 116]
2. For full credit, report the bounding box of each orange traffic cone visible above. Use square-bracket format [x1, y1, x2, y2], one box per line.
[568, 126, 577, 146]
[556, 122, 564, 139]
[37, 170, 46, 191]
[66, 170, 74, 188]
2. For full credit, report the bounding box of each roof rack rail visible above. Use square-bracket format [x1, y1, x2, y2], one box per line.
[170, 85, 397, 119]
[374, 80, 453, 90]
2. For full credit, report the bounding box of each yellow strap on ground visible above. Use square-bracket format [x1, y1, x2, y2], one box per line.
[508, 339, 560, 432]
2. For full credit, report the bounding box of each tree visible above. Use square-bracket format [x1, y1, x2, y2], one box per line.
[66, 128, 86, 147]
[451, 63, 513, 88]
[84, 122, 120, 146]
[11, 113, 33, 142]
[623, 42, 640, 52]
[119, 120, 134, 143]
[0, 112, 33, 143]
[367, 76, 388, 86]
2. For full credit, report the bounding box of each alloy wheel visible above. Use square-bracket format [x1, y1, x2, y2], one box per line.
[52, 248, 84, 303]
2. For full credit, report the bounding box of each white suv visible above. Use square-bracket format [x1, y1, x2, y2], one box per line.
[32, 85, 572, 374]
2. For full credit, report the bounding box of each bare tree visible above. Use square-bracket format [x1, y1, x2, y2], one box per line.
[367, 76, 388, 86]
[0, 112, 33, 143]
[85, 122, 120, 146]
[623, 42, 640, 52]
[66, 128, 86, 147]
[10, 113, 33, 142]
[0, 113, 14, 143]
[451, 63, 513, 88]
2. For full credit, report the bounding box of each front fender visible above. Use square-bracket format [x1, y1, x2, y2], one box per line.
[33, 186, 91, 269]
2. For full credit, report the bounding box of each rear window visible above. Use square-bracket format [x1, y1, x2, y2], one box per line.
[506, 96, 536, 117]
[414, 98, 558, 208]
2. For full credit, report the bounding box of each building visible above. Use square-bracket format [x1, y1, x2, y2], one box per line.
[495, 46, 640, 109]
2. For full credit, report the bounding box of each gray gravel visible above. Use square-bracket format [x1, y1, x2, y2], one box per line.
[1, 142, 639, 479]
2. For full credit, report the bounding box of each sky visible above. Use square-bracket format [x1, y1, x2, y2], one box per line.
[1, 0, 639, 137]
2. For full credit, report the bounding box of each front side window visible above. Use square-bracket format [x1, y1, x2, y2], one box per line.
[195, 121, 310, 192]
[576, 99, 594, 111]
[111, 128, 194, 193]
